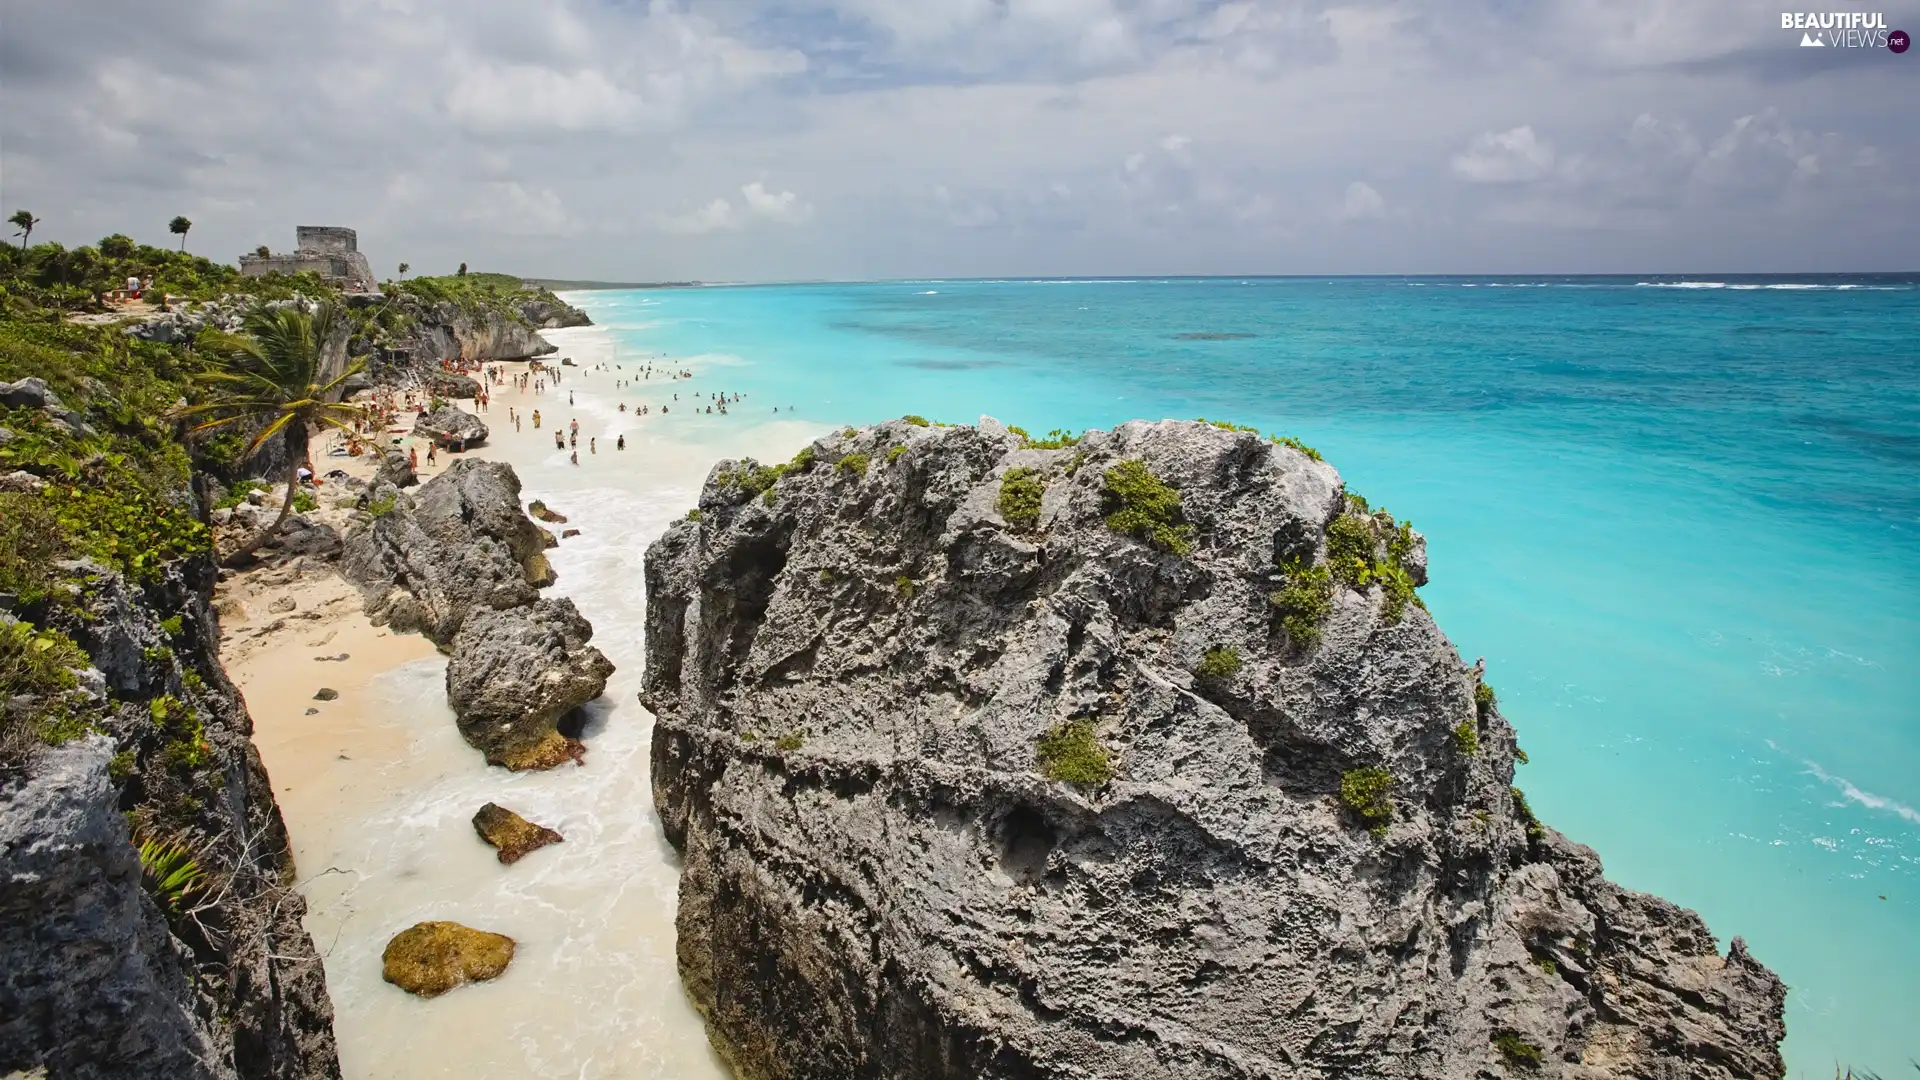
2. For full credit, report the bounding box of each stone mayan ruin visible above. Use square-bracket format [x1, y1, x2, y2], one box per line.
[239, 225, 377, 291]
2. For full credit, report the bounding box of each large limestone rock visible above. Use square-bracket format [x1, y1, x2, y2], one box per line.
[380, 922, 514, 998]
[342, 459, 550, 646]
[425, 372, 480, 400]
[5, 561, 339, 1079]
[0, 740, 224, 1078]
[644, 418, 1786, 1080]
[445, 597, 613, 770]
[411, 405, 487, 448]
[374, 449, 416, 489]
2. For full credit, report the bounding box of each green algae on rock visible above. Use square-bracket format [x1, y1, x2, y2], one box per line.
[471, 801, 564, 864]
[381, 921, 515, 998]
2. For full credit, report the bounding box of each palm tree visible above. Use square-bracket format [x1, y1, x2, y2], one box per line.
[8, 210, 39, 249]
[173, 302, 366, 562]
[169, 216, 192, 252]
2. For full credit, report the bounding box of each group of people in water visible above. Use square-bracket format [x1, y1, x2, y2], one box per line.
[472, 355, 792, 467]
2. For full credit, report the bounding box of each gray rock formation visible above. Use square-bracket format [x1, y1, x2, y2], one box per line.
[516, 298, 592, 329]
[411, 405, 487, 448]
[374, 449, 416, 489]
[445, 597, 613, 770]
[1, 739, 225, 1079]
[644, 418, 1786, 1080]
[426, 372, 481, 400]
[4, 561, 338, 1079]
[386, 301, 556, 371]
[342, 459, 548, 646]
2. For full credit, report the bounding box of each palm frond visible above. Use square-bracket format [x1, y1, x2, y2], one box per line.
[244, 411, 302, 456]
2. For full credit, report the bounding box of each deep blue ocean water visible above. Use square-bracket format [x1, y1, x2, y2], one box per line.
[568, 276, 1920, 1075]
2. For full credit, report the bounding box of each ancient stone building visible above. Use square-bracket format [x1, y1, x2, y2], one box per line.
[239, 226, 377, 291]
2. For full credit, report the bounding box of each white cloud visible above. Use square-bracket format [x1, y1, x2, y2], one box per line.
[0, 0, 1914, 277]
[1335, 180, 1386, 221]
[657, 182, 813, 235]
[1452, 126, 1557, 184]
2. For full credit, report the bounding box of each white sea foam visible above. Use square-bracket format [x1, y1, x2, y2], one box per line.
[1767, 740, 1920, 828]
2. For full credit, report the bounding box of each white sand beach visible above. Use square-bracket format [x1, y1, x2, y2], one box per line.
[223, 325, 827, 1078]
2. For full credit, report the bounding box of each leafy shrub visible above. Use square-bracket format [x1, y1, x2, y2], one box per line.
[1345, 490, 1371, 514]
[0, 492, 65, 604]
[774, 733, 804, 752]
[997, 467, 1045, 530]
[291, 488, 317, 513]
[1377, 562, 1423, 623]
[1324, 513, 1377, 587]
[1475, 680, 1497, 717]
[685, 508, 702, 522]
[1196, 646, 1242, 679]
[841, 427, 857, 439]
[1452, 717, 1480, 756]
[818, 568, 833, 583]
[1269, 434, 1323, 462]
[1197, 417, 1259, 434]
[1339, 766, 1395, 832]
[159, 615, 184, 637]
[901, 414, 930, 427]
[214, 479, 271, 510]
[838, 452, 869, 477]
[895, 575, 916, 600]
[887, 444, 907, 463]
[1492, 1032, 1543, 1070]
[1511, 786, 1545, 844]
[367, 494, 398, 518]
[1101, 460, 1192, 555]
[1020, 428, 1079, 449]
[0, 620, 91, 767]
[134, 832, 204, 913]
[1036, 719, 1114, 786]
[1269, 560, 1333, 648]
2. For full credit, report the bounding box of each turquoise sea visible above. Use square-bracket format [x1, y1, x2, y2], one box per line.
[567, 276, 1920, 1076]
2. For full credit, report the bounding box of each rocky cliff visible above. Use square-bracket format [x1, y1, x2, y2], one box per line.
[644, 418, 1786, 1080]
[1, 559, 339, 1079]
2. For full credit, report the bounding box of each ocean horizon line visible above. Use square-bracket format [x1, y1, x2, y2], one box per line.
[545, 270, 1920, 292]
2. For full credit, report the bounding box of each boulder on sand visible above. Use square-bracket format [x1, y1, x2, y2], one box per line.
[412, 405, 488, 448]
[471, 802, 564, 864]
[375, 448, 417, 488]
[445, 596, 614, 770]
[426, 372, 481, 400]
[342, 460, 549, 645]
[527, 499, 567, 524]
[381, 921, 514, 998]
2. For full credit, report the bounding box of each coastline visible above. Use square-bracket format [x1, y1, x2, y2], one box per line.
[225, 323, 823, 1078]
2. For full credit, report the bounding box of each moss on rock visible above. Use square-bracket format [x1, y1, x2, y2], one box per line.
[381, 921, 515, 998]
[471, 802, 564, 865]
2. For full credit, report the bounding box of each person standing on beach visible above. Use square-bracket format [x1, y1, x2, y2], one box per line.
[570, 450, 578, 466]
[533, 409, 542, 428]
[408, 447, 418, 471]
[426, 442, 437, 465]
[590, 437, 596, 454]
[617, 434, 625, 450]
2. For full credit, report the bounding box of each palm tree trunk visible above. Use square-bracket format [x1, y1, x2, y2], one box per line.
[222, 423, 307, 566]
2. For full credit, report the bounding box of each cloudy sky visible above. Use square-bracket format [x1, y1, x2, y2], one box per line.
[3, 0, 1915, 280]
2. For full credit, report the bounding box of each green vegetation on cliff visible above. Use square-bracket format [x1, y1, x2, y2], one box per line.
[1101, 459, 1193, 555]
[1036, 719, 1114, 786]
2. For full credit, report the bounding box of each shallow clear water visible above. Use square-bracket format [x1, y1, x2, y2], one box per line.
[570, 276, 1920, 1077]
